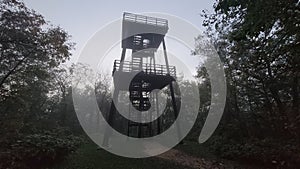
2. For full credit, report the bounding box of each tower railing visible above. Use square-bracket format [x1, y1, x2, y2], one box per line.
[123, 12, 168, 27]
[113, 60, 176, 77]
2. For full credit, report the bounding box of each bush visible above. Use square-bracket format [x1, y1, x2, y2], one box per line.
[0, 129, 83, 169]
[205, 136, 300, 168]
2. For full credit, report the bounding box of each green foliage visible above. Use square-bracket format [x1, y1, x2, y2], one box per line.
[0, 0, 75, 134]
[204, 136, 300, 168]
[0, 1, 83, 169]
[0, 0, 73, 94]
[0, 129, 83, 169]
[195, 0, 300, 168]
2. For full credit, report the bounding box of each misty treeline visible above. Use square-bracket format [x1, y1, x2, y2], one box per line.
[190, 0, 300, 168]
[0, 0, 300, 169]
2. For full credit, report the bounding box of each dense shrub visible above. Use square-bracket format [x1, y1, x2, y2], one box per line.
[205, 136, 300, 168]
[0, 129, 83, 169]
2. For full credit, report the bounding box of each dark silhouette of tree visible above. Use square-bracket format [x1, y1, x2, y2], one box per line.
[195, 0, 300, 168]
[0, 1, 80, 169]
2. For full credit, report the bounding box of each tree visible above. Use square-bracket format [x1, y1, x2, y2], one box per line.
[195, 0, 300, 167]
[0, 0, 73, 98]
[0, 1, 83, 168]
[201, 0, 300, 137]
[0, 0, 73, 135]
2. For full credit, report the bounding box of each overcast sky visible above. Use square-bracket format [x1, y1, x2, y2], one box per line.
[23, 0, 215, 80]
[24, 0, 214, 60]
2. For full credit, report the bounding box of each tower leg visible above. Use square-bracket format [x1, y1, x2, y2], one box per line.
[152, 53, 160, 135]
[102, 89, 119, 147]
[169, 82, 183, 143]
[148, 93, 154, 136]
[127, 103, 131, 137]
[103, 48, 126, 146]
[155, 92, 161, 134]
[138, 111, 142, 138]
[162, 39, 182, 143]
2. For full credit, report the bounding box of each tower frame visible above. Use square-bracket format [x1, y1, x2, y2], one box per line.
[102, 12, 181, 146]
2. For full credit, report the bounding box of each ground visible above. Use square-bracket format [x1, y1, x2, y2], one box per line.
[51, 141, 265, 169]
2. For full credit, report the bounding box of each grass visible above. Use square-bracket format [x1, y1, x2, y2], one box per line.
[50, 139, 260, 169]
[51, 140, 194, 169]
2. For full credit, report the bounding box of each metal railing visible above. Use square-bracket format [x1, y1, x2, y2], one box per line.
[123, 12, 168, 27]
[113, 60, 176, 77]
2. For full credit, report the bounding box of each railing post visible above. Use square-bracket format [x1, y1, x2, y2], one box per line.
[119, 48, 126, 71]
[112, 60, 116, 75]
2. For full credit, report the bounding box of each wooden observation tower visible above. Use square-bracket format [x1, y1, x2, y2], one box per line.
[102, 12, 181, 146]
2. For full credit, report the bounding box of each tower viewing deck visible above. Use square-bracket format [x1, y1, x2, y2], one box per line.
[122, 12, 169, 50]
[123, 12, 168, 27]
[113, 60, 176, 77]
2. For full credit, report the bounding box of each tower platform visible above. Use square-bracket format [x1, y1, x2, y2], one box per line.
[122, 12, 169, 50]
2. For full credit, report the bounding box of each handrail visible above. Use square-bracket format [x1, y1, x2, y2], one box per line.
[113, 60, 176, 77]
[123, 12, 168, 27]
